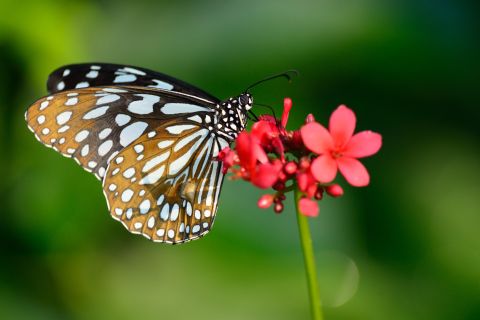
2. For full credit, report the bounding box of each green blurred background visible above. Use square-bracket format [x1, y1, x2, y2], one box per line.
[1, 0, 479, 319]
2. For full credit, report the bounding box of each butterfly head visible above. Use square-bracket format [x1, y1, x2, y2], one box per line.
[238, 92, 253, 111]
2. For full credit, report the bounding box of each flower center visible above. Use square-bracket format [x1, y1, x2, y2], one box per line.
[331, 150, 343, 159]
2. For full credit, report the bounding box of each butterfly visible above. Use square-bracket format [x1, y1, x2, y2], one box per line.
[25, 63, 255, 244]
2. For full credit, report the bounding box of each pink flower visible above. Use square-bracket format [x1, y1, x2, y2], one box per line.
[300, 105, 382, 187]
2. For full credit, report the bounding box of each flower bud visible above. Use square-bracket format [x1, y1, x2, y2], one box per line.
[296, 172, 308, 192]
[284, 161, 298, 175]
[326, 184, 344, 197]
[305, 113, 315, 123]
[314, 187, 324, 200]
[257, 194, 274, 208]
[274, 202, 284, 213]
[281, 98, 292, 128]
[306, 183, 317, 198]
[299, 157, 310, 169]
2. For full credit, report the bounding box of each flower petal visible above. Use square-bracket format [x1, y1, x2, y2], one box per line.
[300, 122, 333, 154]
[252, 120, 278, 145]
[310, 155, 338, 183]
[337, 157, 370, 187]
[329, 105, 356, 148]
[251, 163, 281, 189]
[236, 132, 256, 170]
[236, 132, 268, 170]
[298, 198, 319, 217]
[281, 97, 292, 128]
[343, 131, 382, 158]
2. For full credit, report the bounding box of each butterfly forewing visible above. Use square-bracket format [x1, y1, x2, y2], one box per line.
[103, 124, 225, 243]
[48, 63, 219, 104]
[25, 86, 217, 179]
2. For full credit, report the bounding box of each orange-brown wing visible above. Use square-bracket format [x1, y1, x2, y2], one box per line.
[25, 86, 216, 180]
[102, 122, 228, 243]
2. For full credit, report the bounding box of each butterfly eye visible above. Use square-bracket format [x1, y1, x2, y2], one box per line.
[239, 94, 253, 110]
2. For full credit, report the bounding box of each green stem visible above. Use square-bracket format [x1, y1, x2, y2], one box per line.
[294, 188, 324, 320]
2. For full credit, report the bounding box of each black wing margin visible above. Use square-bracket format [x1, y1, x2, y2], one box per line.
[47, 63, 220, 103]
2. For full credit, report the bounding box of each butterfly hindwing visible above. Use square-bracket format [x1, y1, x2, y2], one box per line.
[47, 63, 220, 103]
[102, 122, 226, 243]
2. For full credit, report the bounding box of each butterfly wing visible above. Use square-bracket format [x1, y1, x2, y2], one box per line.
[103, 124, 227, 243]
[47, 63, 220, 103]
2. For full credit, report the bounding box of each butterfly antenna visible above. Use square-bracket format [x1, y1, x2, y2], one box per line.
[254, 103, 277, 119]
[247, 110, 259, 121]
[245, 70, 299, 92]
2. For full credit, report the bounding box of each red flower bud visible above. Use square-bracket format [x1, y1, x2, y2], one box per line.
[257, 194, 274, 208]
[282, 98, 292, 128]
[314, 187, 324, 200]
[274, 202, 284, 213]
[326, 184, 344, 197]
[297, 172, 309, 192]
[299, 157, 310, 169]
[284, 161, 298, 175]
[306, 183, 317, 198]
[305, 113, 315, 123]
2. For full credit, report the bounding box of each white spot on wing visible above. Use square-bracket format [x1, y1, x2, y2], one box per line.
[97, 94, 120, 105]
[127, 94, 160, 115]
[161, 103, 210, 114]
[65, 97, 78, 106]
[86, 70, 99, 78]
[157, 140, 174, 149]
[121, 189, 134, 202]
[123, 167, 135, 178]
[114, 74, 136, 83]
[75, 81, 89, 88]
[83, 106, 109, 119]
[119, 122, 148, 147]
[139, 165, 165, 185]
[148, 79, 174, 90]
[160, 204, 170, 220]
[139, 199, 151, 214]
[56, 111, 72, 125]
[115, 114, 131, 126]
[99, 128, 112, 139]
[75, 130, 89, 142]
[120, 67, 146, 75]
[98, 140, 113, 156]
[165, 124, 196, 134]
[170, 204, 179, 221]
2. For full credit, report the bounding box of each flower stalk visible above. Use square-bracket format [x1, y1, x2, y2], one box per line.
[294, 187, 324, 320]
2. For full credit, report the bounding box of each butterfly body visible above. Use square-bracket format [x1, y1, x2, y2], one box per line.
[25, 63, 253, 244]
